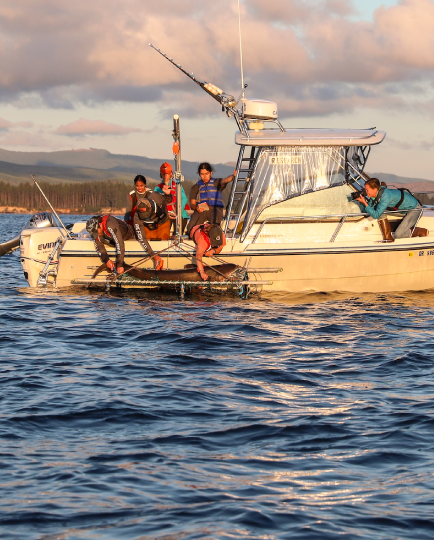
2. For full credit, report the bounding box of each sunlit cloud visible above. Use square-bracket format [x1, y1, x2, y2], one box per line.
[0, 0, 433, 178]
[0, 0, 432, 119]
[0, 117, 14, 130]
[54, 118, 144, 137]
[0, 130, 53, 147]
[0, 117, 34, 131]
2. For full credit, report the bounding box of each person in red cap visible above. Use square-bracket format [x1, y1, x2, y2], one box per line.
[154, 162, 190, 235]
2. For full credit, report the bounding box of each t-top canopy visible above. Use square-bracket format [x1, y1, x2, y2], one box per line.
[235, 128, 386, 147]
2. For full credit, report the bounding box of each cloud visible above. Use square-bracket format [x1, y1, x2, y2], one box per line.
[54, 118, 143, 137]
[0, 117, 14, 130]
[0, 130, 53, 147]
[0, 0, 434, 120]
[0, 116, 34, 131]
[420, 138, 434, 150]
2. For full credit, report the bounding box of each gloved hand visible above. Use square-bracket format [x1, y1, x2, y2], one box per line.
[153, 255, 164, 271]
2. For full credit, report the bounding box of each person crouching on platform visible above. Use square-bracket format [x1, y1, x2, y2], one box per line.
[190, 223, 226, 281]
[186, 162, 236, 236]
[356, 177, 427, 242]
[124, 174, 172, 269]
[125, 174, 171, 227]
[154, 162, 190, 235]
[86, 215, 136, 275]
[132, 186, 173, 270]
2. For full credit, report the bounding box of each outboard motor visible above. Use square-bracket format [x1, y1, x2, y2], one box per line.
[26, 212, 57, 230]
[18, 212, 67, 287]
[0, 212, 58, 258]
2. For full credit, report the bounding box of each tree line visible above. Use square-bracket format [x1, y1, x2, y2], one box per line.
[0, 180, 140, 213]
[0, 179, 197, 213]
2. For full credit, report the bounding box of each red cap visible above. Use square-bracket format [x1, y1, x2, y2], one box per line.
[160, 162, 172, 175]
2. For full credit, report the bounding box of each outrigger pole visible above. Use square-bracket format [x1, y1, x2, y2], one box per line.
[148, 44, 238, 115]
[30, 175, 73, 239]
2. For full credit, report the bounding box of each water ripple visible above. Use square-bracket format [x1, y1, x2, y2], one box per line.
[1, 214, 434, 539]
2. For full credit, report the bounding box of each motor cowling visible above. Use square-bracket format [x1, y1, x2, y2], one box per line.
[25, 212, 57, 229]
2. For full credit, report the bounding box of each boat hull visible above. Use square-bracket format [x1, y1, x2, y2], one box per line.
[55, 239, 434, 293]
[19, 217, 434, 293]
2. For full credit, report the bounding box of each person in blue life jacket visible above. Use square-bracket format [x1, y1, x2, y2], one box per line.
[186, 162, 236, 235]
[356, 177, 428, 242]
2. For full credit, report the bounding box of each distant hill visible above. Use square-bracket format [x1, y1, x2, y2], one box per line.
[372, 173, 434, 193]
[0, 147, 433, 193]
[0, 148, 235, 185]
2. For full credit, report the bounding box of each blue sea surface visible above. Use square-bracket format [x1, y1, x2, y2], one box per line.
[0, 213, 433, 540]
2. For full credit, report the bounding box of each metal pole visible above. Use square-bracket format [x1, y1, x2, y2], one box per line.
[237, 0, 245, 95]
[172, 115, 184, 240]
[31, 175, 73, 239]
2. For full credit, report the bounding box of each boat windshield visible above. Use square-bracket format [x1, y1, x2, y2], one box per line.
[240, 146, 347, 240]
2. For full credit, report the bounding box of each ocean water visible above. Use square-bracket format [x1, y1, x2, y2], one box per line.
[0, 213, 433, 540]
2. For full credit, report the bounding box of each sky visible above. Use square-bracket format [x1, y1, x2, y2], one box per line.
[0, 0, 433, 179]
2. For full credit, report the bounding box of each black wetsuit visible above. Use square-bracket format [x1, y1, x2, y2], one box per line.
[93, 215, 135, 268]
[133, 191, 172, 254]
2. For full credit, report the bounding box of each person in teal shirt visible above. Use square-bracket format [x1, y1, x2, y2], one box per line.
[356, 177, 427, 240]
[154, 162, 190, 234]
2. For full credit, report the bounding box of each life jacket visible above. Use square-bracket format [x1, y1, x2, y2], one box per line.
[189, 224, 226, 251]
[127, 191, 138, 224]
[98, 214, 113, 245]
[128, 189, 151, 223]
[100, 214, 133, 243]
[190, 224, 211, 250]
[100, 214, 110, 237]
[197, 179, 224, 208]
[157, 180, 176, 212]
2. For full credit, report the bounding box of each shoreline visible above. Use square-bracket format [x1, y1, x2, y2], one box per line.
[0, 206, 126, 215]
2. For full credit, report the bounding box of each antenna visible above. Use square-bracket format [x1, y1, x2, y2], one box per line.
[238, 0, 245, 97]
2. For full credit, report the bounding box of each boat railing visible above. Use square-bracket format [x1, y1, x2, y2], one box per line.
[249, 209, 414, 244]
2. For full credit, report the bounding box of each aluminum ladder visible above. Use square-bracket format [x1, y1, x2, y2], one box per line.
[225, 145, 260, 238]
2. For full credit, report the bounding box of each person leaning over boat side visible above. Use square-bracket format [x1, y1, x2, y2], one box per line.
[86, 215, 136, 275]
[154, 162, 190, 235]
[190, 223, 226, 281]
[186, 162, 236, 235]
[356, 178, 428, 241]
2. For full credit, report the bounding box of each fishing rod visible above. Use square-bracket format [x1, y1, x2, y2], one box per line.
[30, 175, 73, 239]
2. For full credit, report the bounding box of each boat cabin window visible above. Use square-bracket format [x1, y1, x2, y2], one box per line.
[256, 184, 363, 221]
[240, 146, 351, 239]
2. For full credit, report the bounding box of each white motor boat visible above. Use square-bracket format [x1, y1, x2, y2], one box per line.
[10, 47, 434, 294]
